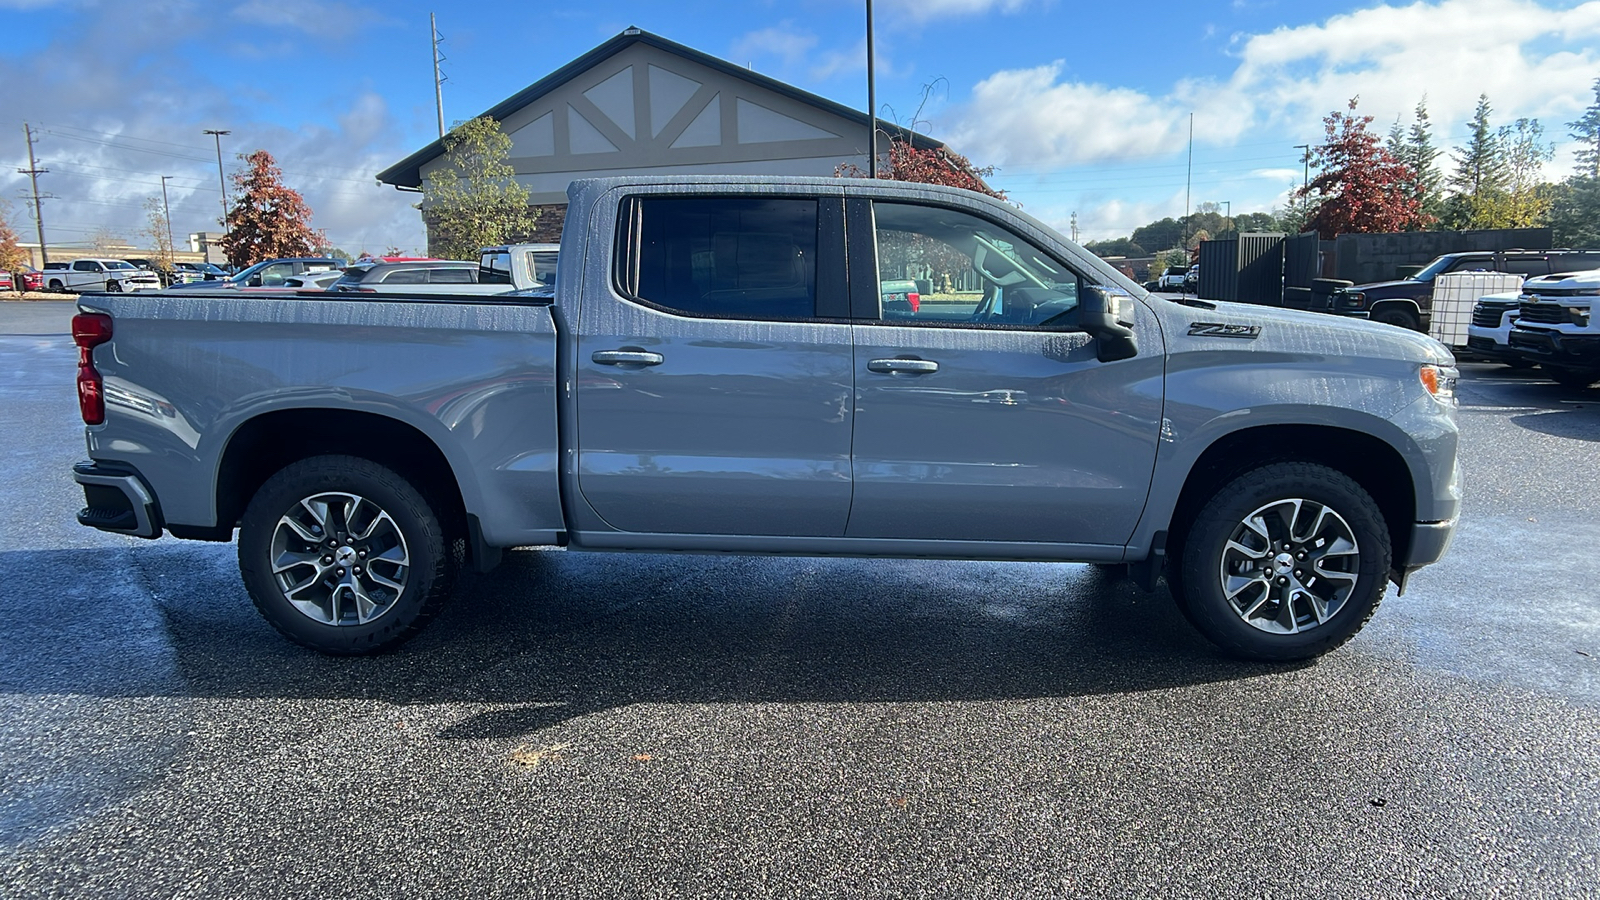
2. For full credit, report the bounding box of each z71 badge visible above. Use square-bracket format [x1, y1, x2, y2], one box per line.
[1187, 322, 1262, 339]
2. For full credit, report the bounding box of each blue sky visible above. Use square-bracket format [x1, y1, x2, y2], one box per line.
[2, 0, 1598, 254]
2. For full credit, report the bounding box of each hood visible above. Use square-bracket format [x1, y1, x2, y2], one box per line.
[1522, 268, 1600, 295]
[1351, 278, 1417, 290]
[1152, 297, 1454, 366]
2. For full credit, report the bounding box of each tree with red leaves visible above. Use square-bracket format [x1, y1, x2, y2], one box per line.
[1298, 98, 1425, 239]
[220, 150, 327, 268]
[839, 137, 1008, 201]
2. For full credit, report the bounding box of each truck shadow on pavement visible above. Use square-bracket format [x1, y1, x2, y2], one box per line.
[2, 544, 1300, 738]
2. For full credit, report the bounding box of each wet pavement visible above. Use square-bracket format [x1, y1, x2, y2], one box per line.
[1, 300, 1596, 898]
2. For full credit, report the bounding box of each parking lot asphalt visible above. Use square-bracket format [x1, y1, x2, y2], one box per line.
[1, 300, 1596, 898]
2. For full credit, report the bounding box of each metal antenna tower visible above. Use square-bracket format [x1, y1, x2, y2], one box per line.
[432, 12, 448, 138]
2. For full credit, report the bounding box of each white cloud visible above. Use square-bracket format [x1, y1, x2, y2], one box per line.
[731, 24, 818, 70]
[231, 0, 390, 36]
[945, 0, 1600, 170]
[877, 0, 1038, 23]
[0, 5, 424, 256]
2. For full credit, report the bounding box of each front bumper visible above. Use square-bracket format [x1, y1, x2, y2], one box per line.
[73, 460, 162, 538]
[1507, 328, 1600, 365]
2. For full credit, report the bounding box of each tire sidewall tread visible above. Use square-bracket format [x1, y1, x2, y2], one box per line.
[238, 454, 455, 655]
[1177, 461, 1391, 662]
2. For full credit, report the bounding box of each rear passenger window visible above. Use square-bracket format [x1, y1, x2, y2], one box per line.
[1502, 259, 1549, 277]
[480, 253, 513, 285]
[429, 268, 475, 284]
[380, 269, 429, 284]
[618, 197, 818, 320]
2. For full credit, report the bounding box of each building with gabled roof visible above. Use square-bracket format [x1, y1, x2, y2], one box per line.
[377, 26, 943, 244]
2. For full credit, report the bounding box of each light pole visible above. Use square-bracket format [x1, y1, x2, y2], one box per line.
[866, 0, 877, 179]
[204, 129, 231, 240]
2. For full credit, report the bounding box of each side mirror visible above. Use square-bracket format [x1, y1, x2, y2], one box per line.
[1081, 286, 1138, 363]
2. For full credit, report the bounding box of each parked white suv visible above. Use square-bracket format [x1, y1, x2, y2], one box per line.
[479, 243, 559, 291]
[1506, 270, 1600, 387]
[44, 259, 162, 293]
[1157, 265, 1188, 291]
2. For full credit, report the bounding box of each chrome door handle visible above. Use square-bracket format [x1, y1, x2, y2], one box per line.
[591, 349, 664, 366]
[867, 357, 939, 375]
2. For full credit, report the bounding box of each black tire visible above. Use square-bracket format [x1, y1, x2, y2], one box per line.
[1504, 359, 1537, 370]
[104, 280, 121, 292]
[1175, 462, 1390, 662]
[238, 455, 457, 655]
[47, 279, 64, 292]
[1546, 365, 1600, 389]
[1372, 308, 1419, 331]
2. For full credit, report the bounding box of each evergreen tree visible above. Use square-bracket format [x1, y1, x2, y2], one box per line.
[423, 117, 535, 260]
[1550, 77, 1600, 246]
[1392, 98, 1442, 227]
[220, 150, 325, 268]
[1445, 94, 1509, 228]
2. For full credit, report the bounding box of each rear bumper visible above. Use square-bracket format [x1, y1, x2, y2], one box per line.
[73, 460, 162, 538]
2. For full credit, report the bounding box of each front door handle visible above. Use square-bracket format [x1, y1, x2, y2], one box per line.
[867, 357, 939, 375]
[592, 349, 664, 367]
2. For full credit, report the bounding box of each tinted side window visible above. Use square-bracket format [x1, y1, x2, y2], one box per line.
[72, 261, 95, 272]
[480, 252, 513, 285]
[428, 268, 475, 284]
[380, 268, 429, 284]
[1501, 259, 1549, 277]
[623, 197, 818, 320]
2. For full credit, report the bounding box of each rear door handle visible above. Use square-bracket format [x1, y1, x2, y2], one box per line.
[591, 349, 664, 367]
[867, 357, 939, 375]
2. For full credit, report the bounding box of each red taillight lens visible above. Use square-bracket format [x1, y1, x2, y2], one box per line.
[72, 313, 112, 425]
[907, 292, 920, 312]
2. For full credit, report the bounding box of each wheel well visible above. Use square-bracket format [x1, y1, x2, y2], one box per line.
[1166, 424, 1416, 565]
[216, 409, 468, 543]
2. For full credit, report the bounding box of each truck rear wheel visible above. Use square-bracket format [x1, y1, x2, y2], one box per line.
[238, 455, 457, 655]
[1175, 462, 1390, 662]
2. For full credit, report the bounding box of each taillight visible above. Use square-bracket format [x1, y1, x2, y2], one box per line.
[72, 313, 112, 425]
[907, 292, 920, 312]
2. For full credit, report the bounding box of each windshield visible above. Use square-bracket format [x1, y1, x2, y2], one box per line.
[106, 261, 136, 270]
[1411, 256, 1458, 282]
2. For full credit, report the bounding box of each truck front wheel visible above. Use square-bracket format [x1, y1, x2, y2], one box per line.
[238, 455, 457, 655]
[1175, 462, 1390, 662]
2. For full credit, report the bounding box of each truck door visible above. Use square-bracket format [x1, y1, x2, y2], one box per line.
[574, 193, 854, 537]
[843, 199, 1163, 546]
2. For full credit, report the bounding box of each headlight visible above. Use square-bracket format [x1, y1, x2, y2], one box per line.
[1343, 291, 1367, 309]
[1569, 307, 1591, 327]
[1420, 364, 1458, 405]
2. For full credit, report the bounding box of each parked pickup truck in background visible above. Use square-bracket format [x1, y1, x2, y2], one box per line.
[1331, 249, 1600, 332]
[1507, 269, 1600, 387]
[480, 242, 559, 290]
[70, 176, 1461, 663]
[45, 258, 162, 293]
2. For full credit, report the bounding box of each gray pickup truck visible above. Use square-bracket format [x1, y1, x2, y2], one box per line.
[70, 176, 1460, 662]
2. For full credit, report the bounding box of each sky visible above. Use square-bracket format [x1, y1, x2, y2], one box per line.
[2, 0, 1599, 255]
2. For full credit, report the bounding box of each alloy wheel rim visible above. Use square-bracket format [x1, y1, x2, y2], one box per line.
[269, 492, 410, 626]
[1217, 498, 1360, 634]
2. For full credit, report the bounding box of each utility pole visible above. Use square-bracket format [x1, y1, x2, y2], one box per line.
[159, 175, 175, 262]
[18, 123, 49, 265]
[866, 0, 877, 179]
[1183, 112, 1193, 250]
[432, 12, 447, 138]
[204, 129, 231, 242]
[1294, 143, 1311, 191]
